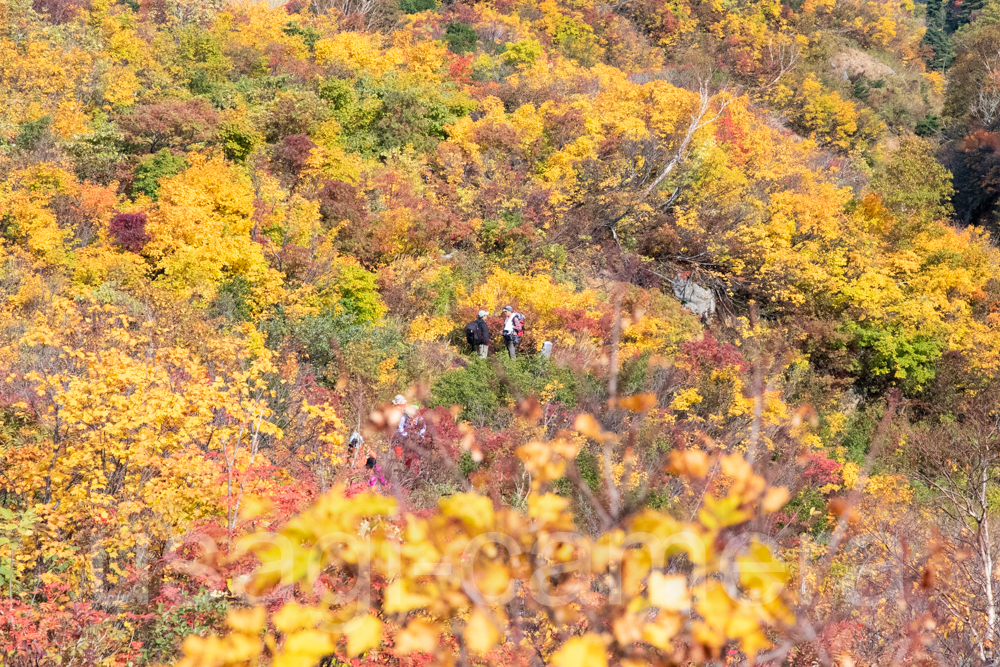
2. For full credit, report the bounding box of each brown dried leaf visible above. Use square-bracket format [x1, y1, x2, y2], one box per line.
[516, 396, 543, 423]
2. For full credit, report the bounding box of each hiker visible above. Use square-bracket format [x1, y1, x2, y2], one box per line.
[392, 394, 424, 473]
[501, 305, 525, 360]
[465, 310, 490, 358]
[392, 394, 425, 438]
[347, 430, 363, 468]
[365, 451, 387, 490]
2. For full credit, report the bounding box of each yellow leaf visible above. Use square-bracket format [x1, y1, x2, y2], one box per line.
[549, 634, 608, 667]
[621, 660, 650, 667]
[694, 582, 734, 634]
[667, 449, 708, 478]
[228, 632, 265, 661]
[738, 628, 772, 657]
[439, 493, 495, 532]
[574, 413, 603, 440]
[226, 607, 266, 634]
[347, 614, 382, 656]
[282, 629, 337, 657]
[720, 453, 753, 485]
[621, 548, 651, 597]
[465, 608, 500, 654]
[395, 619, 441, 655]
[272, 602, 318, 633]
[384, 578, 434, 614]
[239, 495, 274, 521]
[528, 493, 572, 529]
[726, 609, 761, 639]
[761, 486, 790, 514]
[642, 612, 682, 650]
[591, 530, 624, 573]
[647, 572, 690, 611]
[612, 614, 643, 645]
[476, 561, 512, 597]
[737, 540, 788, 599]
[699, 494, 749, 529]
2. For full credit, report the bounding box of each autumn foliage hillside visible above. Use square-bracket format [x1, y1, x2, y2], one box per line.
[2, 0, 1000, 664]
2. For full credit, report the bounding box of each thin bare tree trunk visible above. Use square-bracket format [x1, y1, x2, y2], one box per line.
[638, 81, 727, 203]
[982, 463, 996, 661]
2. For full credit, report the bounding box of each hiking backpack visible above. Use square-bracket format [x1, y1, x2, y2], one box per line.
[511, 313, 525, 336]
[464, 320, 480, 347]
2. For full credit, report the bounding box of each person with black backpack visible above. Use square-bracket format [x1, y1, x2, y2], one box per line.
[465, 310, 490, 358]
[501, 305, 525, 360]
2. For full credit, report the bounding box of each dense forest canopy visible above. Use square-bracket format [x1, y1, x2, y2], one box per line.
[4, 0, 1000, 663]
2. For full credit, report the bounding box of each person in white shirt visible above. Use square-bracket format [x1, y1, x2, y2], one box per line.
[501, 305, 524, 360]
[391, 394, 424, 475]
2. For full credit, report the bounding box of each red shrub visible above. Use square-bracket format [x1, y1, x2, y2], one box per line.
[108, 212, 150, 253]
[117, 100, 219, 154]
[427, 406, 462, 457]
[678, 334, 746, 374]
[32, 0, 89, 23]
[801, 452, 842, 487]
[315, 179, 370, 232]
[270, 134, 317, 183]
[552, 307, 612, 339]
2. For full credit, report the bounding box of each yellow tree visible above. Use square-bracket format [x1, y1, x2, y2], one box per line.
[144, 154, 281, 306]
[0, 297, 282, 604]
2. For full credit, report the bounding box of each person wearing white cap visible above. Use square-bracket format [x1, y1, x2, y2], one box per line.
[464, 310, 490, 358]
[392, 394, 408, 435]
[392, 394, 424, 437]
[475, 310, 489, 358]
[391, 394, 425, 475]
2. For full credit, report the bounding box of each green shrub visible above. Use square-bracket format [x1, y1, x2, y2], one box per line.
[618, 352, 652, 397]
[847, 321, 943, 395]
[914, 113, 941, 137]
[289, 312, 407, 377]
[576, 449, 601, 492]
[643, 488, 670, 510]
[852, 77, 871, 101]
[142, 591, 228, 665]
[66, 113, 125, 185]
[445, 22, 477, 54]
[431, 355, 579, 422]
[331, 263, 385, 324]
[430, 358, 505, 424]
[234, 75, 292, 107]
[132, 149, 187, 200]
[399, 0, 437, 12]
[283, 21, 320, 50]
[503, 39, 543, 67]
[178, 25, 229, 94]
[840, 403, 881, 464]
[210, 275, 253, 322]
[336, 75, 476, 156]
[458, 451, 478, 477]
[15, 116, 52, 151]
[217, 122, 261, 163]
[554, 450, 600, 497]
[501, 356, 579, 407]
[318, 78, 356, 111]
[783, 487, 833, 537]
